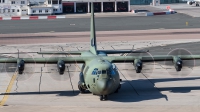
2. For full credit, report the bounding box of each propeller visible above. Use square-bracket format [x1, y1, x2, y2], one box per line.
[0, 54, 8, 73]
[46, 53, 77, 81]
[124, 51, 155, 78]
[164, 48, 195, 77]
[4, 52, 36, 81]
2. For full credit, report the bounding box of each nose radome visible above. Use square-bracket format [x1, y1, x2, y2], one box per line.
[100, 73, 111, 79]
[101, 74, 108, 79]
[97, 79, 113, 95]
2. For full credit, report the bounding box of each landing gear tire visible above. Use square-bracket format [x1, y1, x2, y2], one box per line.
[78, 85, 86, 93]
[100, 95, 108, 101]
[104, 95, 108, 100]
[196, 4, 199, 6]
[100, 95, 103, 101]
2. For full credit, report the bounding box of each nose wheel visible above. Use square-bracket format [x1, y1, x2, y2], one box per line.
[78, 85, 86, 93]
[100, 95, 108, 101]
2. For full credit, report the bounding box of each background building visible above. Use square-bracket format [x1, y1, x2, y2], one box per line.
[0, 0, 187, 16]
[0, 0, 62, 16]
[130, 0, 186, 5]
[62, 0, 130, 13]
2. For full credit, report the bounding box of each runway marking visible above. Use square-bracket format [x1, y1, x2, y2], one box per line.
[0, 72, 17, 106]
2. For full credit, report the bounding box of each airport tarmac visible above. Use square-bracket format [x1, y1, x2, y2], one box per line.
[0, 13, 199, 34]
[153, 3, 200, 17]
[1, 29, 200, 112]
[0, 28, 200, 44]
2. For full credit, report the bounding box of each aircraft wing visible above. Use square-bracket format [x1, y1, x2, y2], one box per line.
[97, 50, 148, 54]
[0, 57, 88, 64]
[105, 55, 200, 63]
[37, 50, 148, 55]
[105, 55, 200, 73]
[37, 51, 87, 55]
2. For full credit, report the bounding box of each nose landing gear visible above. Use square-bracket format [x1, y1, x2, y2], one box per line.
[78, 81, 87, 93]
[100, 95, 108, 101]
[78, 85, 86, 93]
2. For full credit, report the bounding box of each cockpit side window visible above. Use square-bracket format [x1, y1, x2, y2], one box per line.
[112, 64, 116, 70]
[98, 70, 101, 74]
[107, 69, 111, 75]
[110, 65, 116, 75]
[102, 70, 106, 74]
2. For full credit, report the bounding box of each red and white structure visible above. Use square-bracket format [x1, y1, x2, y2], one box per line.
[0, 15, 66, 20]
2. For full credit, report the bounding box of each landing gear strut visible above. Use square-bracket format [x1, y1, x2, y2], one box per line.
[100, 95, 108, 101]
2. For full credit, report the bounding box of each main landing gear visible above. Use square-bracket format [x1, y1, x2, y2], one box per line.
[100, 95, 108, 101]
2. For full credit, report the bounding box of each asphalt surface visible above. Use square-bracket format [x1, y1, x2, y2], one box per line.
[1, 40, 200, 112]
[0, 13, 200, 34]
[0, 29, 200, 44]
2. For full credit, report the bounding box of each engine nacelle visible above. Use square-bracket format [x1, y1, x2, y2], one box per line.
[57, 60, 65, 75]
[134, 59, 143, 73]
[17, 60, 25, 74]
[173, 56, 182, 71]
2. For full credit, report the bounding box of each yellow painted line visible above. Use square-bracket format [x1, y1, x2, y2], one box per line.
[0, 72, 17, 106]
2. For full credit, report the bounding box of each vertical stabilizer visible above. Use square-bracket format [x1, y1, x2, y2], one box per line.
[90, 2, 97, 55]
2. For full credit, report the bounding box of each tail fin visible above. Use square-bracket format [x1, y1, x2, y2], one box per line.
[90, 2, 97, 55]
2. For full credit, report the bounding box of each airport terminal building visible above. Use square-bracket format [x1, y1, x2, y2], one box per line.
[62, 0, 130, 13]
[0, 0, 62, 16]
[0, 0, 130, 16]
[0, 0, 185, 16]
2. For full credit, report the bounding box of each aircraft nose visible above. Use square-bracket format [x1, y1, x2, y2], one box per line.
[97, 78, 112, 95]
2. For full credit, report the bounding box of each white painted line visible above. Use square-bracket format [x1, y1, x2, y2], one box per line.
[20, 16, 29, 20]
[38, 16, 48, 19]
[2, 17, 11, 20]
[56, 15, 66, 19]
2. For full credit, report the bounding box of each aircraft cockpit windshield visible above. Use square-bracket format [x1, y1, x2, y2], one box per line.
[92, 66, 116, 75]
[92, 68, 107, 75]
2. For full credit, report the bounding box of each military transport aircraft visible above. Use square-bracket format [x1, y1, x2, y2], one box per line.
[1, 3, 200, 101]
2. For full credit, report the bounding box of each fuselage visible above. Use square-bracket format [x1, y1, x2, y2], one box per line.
[80, 51, 120, 95]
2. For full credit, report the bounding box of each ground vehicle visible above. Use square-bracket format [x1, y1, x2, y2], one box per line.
[187, 0, 200, 6]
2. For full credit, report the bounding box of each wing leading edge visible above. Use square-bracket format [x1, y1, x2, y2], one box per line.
[104, 55, 200, 63]
[37, 49, 148, 55]
[0, 57, 88, 64]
